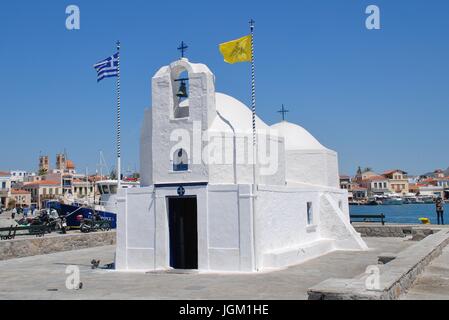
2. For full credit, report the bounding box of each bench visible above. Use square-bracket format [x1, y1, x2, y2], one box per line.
[350, 214, 385, 226]
[0, 225, 50, 240]
[0, 226, 18, 240]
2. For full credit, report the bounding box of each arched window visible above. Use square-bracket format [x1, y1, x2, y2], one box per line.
[173, 149, 188, 172]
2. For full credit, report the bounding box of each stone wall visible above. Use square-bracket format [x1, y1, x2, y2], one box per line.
[0, 231, 116, 261]
[354, 225, 412, 238]
[353, 223, 441, 238]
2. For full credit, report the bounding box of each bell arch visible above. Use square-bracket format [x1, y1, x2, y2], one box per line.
[171, 66, 190, 119]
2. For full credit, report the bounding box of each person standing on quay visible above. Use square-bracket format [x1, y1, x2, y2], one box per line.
[436, 197, 445, 225]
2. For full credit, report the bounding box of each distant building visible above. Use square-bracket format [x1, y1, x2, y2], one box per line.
[360, 175, 390, 196]
[433, 169, 445, 179]
[23, 180, 61, 209]
[436, 178, 449, 188]
[382, 170, 409, 194]
[73, 178, 95, 199]
[9, 189, 31, 208]
[418, 185, 445, 199]
[352, 186, 368, 200]
[39, 156, 49, 173]
[9, 170, 34, 184]
[52, 154, 76, 175]
[353, 169, 378, 183]
[339, 175, 351, 190]
[0, 171, 11, 208]
[408, 183, 421, 194]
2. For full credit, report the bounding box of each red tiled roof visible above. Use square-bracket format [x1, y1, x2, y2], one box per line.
[421, 178, 436, 183]
[11, 189, 31, 195]
[24, 180, 60, 187]
[0, 171, 10, 176]
[362, 175, 388, 182]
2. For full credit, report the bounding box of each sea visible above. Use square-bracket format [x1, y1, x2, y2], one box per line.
[349, 204, 449, 225]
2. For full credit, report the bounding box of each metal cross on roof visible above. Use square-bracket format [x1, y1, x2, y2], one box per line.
[249, 19, 255, 30]
[177, 41, 188, 58]
[277, 104, 289, 121]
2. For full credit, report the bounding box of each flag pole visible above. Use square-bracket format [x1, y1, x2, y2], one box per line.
[249, 19, 259, 271]
[250, 19, 257, 185]
[116, 40, 121, 189]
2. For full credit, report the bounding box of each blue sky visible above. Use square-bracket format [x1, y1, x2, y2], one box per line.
[0, 0, 448, 176]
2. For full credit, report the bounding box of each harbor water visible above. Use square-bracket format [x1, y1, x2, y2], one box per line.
[350, 204, 449, 225]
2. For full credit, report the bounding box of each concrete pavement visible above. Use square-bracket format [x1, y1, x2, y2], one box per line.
[0, 237, 412, 300]
[403, 245, 449, 300]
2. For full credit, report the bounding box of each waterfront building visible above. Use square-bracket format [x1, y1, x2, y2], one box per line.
[418, 185, 445, 199]
[382, 169, 409, 195]
[433, 169, 445, 179]
[339, 175, 351, 190]
[351, 186, 368, 201]
[436, 177, 449, 188]
[23, 180, 61, 209]
[115, 58, 367, 273]
[73, 178, 95, 199]
[360, 175, 390, 196]
[0, 171, 11, 208]
[353, 169, 378, 183]
[9, 189, 31, 208]
[9, 170, 35, 184]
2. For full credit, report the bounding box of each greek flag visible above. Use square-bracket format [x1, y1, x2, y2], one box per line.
[93, 53, 119, 82]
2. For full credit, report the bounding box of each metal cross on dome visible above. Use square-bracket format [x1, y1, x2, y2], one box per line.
[277, 104, 289, 121]
[178, 41, 188, 58]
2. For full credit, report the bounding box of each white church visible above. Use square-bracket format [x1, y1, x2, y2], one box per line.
[115, 57, 367, 272]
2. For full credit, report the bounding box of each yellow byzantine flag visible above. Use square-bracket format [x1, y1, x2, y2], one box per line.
[219, 35, 252, 64]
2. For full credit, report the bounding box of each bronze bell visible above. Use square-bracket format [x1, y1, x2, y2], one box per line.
[176, 81, 188, 98]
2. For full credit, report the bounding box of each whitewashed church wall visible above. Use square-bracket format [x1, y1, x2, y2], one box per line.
[140, 108, 153, 187]
[325, 151, 340, 188]
[319, 191, 368, 251]
[206, 184, 254, 272]
[207, 185, 240, 271]
[255, 186, 322, 254]
[116, 187, 155, 271]
[285, 150, 336, 187]
[208, 134, 285, 186]
[207, 186, 240, 249]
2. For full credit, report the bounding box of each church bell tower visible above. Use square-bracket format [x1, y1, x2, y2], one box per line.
[145, 55, 217, 185]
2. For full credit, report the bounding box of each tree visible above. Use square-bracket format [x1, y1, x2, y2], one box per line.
[38, 168, 48, 176]
[7, 198, 16, 210]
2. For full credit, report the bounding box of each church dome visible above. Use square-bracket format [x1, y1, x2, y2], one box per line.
[66, 160, 75, 169]
[271, 121, 326, 151]
[209, 93, 271, 132]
